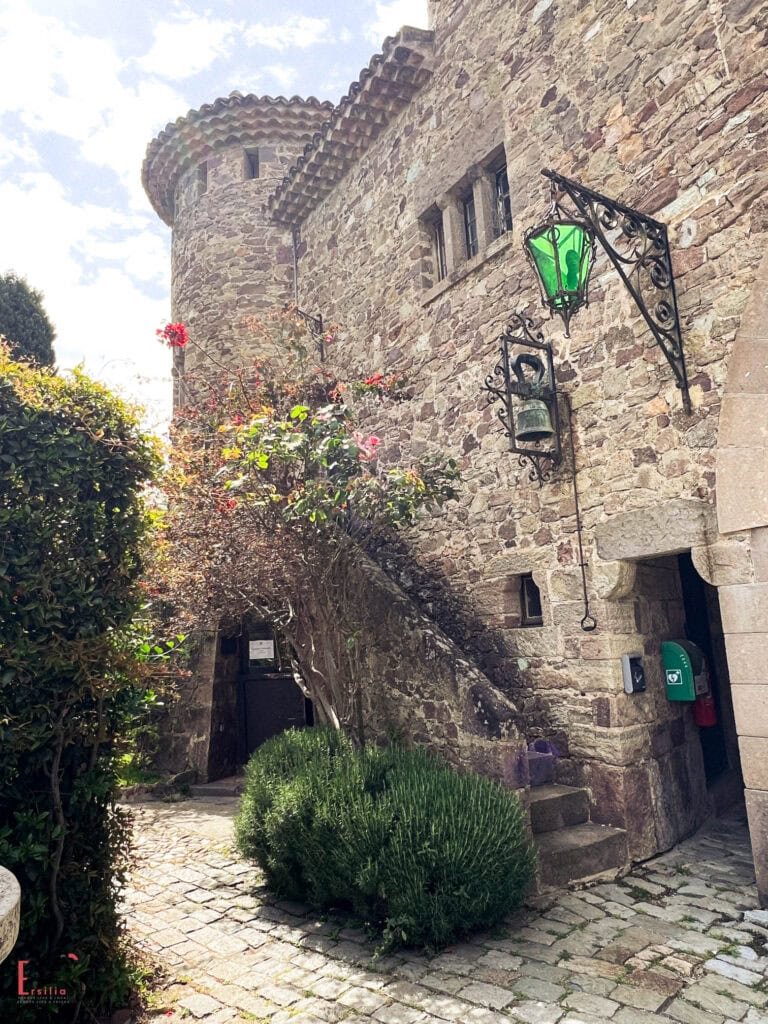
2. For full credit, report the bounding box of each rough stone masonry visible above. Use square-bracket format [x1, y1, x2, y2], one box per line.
[142, 0, 768, 899]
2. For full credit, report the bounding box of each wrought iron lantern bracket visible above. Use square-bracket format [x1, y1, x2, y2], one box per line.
[481, 313, 562, 486]
[284, 305, 326, 361]
[540, 169, 691, 413]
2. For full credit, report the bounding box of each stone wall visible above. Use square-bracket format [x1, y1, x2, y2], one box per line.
[293, 0, 768, 858]
[143, 0, 768, 886]
[171, 141, 299, 377]
[319, 549, 528, 785]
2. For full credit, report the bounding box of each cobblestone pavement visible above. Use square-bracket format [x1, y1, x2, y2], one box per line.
[123, 798, 768, 1024]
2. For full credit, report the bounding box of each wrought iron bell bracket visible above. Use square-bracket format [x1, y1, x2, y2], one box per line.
[481, 312, 562, 486]
[540, 169, 691, 414]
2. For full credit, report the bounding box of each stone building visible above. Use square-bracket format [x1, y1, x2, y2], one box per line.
[143, 0, 768, 897]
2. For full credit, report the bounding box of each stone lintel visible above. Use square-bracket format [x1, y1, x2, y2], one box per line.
[595, 499, 717, 563]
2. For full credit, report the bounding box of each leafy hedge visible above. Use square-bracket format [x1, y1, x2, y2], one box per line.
[235, 728, 535, 950]
[0, 350, 159, 1020]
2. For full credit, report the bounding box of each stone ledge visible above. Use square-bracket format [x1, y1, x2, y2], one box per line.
[421, 232, 516, 306]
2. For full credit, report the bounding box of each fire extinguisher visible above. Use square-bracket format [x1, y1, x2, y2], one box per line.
[694, 692, 717, 727]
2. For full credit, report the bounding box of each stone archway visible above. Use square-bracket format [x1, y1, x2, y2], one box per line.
[593, 501, 746, 856]
[716, 249, 768, 907]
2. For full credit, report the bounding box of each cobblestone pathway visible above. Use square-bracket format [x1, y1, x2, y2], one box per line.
[124, 798, 768, 1024]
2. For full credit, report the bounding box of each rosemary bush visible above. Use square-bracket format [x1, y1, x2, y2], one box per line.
[235, 728, 535, 950]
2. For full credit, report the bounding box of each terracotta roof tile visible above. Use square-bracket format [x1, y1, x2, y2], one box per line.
[142, 94, 334, 225]
[267, 27, 435, 224]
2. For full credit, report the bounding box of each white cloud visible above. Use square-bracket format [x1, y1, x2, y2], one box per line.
[0, 172, 171, 427]
[366, 0, 429, 45]
[138, 10, 240, 80]
[244, 15, 332, 52]
[0, 8, 125, 140]
[0, 6, 188, 209]
[0, 132, 40, 169]
[263, 64, 299, 93]
[320, 70, 354, 100]
[80, 76, 192, 212]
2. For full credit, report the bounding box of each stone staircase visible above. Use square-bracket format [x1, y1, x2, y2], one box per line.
[530, 783, 628, 889]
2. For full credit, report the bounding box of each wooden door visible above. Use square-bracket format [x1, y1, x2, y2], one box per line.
[237, 625, 310, 761]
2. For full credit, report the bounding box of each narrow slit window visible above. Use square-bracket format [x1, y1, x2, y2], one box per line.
[463, 192, 478, 259]
[493, 163, 513, 237]
[520, 573, 544, 627]
[198, 161, 208, 195]
[244, 148, 259, 180]
[433, 214, 447, 281]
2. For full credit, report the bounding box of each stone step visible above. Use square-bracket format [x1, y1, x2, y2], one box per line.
[191, 775, 244, 798]
[536, 822, 628, 889]
[529, 784, 590, 834]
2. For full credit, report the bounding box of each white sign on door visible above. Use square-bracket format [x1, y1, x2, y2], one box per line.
[249, 640, 275, 660]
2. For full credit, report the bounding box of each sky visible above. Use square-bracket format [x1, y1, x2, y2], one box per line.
[0, 0, 428, 430]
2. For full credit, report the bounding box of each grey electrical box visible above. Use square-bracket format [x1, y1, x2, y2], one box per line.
[621, 653, 646, 694]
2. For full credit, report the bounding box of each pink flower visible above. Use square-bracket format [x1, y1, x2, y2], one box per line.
[354, 433, 382, 462]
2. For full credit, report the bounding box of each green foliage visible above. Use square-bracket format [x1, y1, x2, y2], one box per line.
[0, 349, 159, 1019]
[218, 400, 459, 529]
[0, 272, 55, 365]
[163, 308, 461, 731]
[235, 728, 536, 951]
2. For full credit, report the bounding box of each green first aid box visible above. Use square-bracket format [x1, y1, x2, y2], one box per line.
[661, 640, 705, 702]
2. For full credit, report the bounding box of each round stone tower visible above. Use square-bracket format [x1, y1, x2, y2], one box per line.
[142, 93, 334, 384]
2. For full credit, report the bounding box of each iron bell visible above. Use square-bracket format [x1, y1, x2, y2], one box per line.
[515, 399, 555, 444]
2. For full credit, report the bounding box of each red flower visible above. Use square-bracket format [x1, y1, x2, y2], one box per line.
[156, 322, 189, 348]
[363, 372, 384, 386]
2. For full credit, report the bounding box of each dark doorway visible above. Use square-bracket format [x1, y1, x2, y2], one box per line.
[236, 623, 313, 763]
[677, 553, 739, 788]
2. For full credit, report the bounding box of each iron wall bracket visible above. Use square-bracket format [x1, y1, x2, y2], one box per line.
[542, 169, 691, 414]
[481, 312, 562, 486]
[285, 305, 326, 361]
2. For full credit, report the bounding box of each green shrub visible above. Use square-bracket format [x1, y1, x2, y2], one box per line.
[0, 350, 159, 1019]
[234, 726, 351, 896]
[235, 728, 536, 950]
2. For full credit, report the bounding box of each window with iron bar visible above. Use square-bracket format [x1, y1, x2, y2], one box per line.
[493, 164, 513, 237]
[433, 214, 447, 281]
[463, 191, 478, 259]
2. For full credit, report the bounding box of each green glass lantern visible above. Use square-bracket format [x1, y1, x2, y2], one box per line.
[524, 218, 595, 336]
